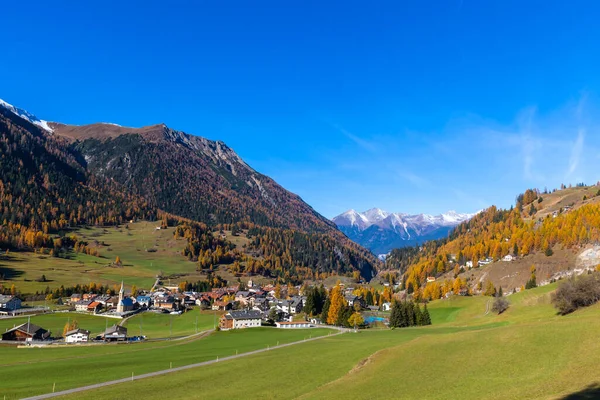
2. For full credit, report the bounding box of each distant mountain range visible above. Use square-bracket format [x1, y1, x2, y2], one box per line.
[333, 208, 476, 255]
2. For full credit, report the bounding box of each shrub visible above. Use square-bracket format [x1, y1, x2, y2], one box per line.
[545, 247, 554, 257]
[492, 296, 509, 314]
[552, 273, 600, 315]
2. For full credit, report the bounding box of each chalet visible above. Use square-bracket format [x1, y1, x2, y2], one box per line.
[275, 321, 314, 329]
[69, 294, 82, 304]
[2, 322, 50, 342]
[65, 328, 90, 343]
[426, 277, 436, 283]
[466, 261, 474, 268]
[0, 295, 21, 311]
[277, 297, 304, 314]
[219, 310, 262, 330]
[382, 302, 392, 312]
[87, 301, 103, 314]
[252, 297, 270, 312]
[75, 300, 93, 312]
[137, 295, 152, 308]
[344, 295, 365, 309]
[502, 255, 515, 262]
[101, 325, 127, 342]
[155, 296, 175, 310]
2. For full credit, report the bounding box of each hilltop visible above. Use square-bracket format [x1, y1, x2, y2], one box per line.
[386, 184, 600, 297]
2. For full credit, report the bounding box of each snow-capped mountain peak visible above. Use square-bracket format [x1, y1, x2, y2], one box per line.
[333, 207, 477, 254]
[0, 98, 53, 133]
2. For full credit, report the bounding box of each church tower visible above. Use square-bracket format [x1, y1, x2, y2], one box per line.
[117, 281, 124, 313]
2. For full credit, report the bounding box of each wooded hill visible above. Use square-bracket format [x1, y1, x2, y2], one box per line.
[386, 185, 600, 295]
[0, 103, 378, 284]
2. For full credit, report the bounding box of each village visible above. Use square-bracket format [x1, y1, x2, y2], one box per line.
[0, 278, 393, 344]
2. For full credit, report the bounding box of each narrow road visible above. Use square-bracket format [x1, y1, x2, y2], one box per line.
[22, 330, 344, 400]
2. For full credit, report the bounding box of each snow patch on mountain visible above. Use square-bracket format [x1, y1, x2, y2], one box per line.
[333, 208, 477, 254]
[0, 98, 54, 133]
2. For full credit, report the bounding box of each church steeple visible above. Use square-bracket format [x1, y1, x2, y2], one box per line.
[117, 281, 124, 313]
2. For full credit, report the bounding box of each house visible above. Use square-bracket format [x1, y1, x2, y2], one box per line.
[155, 296, 175, 310]
[69, 293, 82, 304]
[195, 296, 211, 308]
[235, 291, 252, 305]
[87, 301, 103, 314]
[0, 295, 22, 311]
[101, 325, 127, 341]
[82, 293, 97, 301]
[466, 261, 474, 268]
[212, 300, 234, 311]
[252, 297, 270, 312]
[75, 300, 93, 312]
[136, 295, 152, 308]
[277, 297, 304, 314]
[367, 305, 379, 312]
[382, 302, 392, 312]
[219, 310, 262, 330]
[426, 276, 436, 283]
[344, 295, 365, 309]
[502, 254, 515, 262]
[65, 328, 90, 343]
[2, 322, 50, 342]
[94, 295, 111, 305]
[275, 321, 314, 329]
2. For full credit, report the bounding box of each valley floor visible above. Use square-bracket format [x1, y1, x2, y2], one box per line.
[2, 283, 600, 399]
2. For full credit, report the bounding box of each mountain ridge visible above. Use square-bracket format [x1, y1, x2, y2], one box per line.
[0, 97, 378, 281]
[333, 208, 475, 254]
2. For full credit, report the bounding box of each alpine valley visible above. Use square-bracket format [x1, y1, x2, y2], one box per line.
[333, 208, 475, 255]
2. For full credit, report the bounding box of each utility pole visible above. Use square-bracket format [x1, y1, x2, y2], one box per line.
[195, 315, 198, 333]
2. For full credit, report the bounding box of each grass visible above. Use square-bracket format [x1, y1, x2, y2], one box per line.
[48, 283, 600, 400]
[123, 310, 221, 338]
[0, 312, 117, 338]
[0, 327, 333, 399]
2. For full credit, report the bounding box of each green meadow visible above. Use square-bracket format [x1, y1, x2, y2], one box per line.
[123, 310, 221, 338]
[48, 283, 600, 400]
[0, 222, 201, 294]
[0, 312, 117, 338]
[0, 327, 332, 399]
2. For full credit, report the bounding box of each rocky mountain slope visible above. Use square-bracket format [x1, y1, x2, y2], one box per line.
[333, 208, 474, 254]
[0, 98, 378, 280]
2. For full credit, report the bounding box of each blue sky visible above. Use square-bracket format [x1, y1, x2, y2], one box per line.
[2, 1, 600, 218]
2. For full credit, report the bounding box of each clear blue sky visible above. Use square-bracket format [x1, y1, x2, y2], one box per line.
[2, 1, 600, 218]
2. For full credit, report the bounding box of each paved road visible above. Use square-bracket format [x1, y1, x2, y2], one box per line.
[22, 330, 344, 400]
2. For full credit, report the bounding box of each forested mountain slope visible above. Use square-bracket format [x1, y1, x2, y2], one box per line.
[0, 99, 378, 281]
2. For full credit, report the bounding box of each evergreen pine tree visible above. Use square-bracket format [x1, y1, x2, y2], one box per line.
[422, 304, 432, 325]
[415, 303, 423, 326]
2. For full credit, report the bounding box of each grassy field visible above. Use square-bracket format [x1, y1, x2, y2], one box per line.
[123, 310, 221, 338]
[0, 223, 277, 295]
[0, 327, 333, 399]
[47, 283, 600, 400]
[0, 312, 117, 338]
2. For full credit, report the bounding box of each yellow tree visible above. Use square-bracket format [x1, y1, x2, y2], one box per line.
[115, 256, 122, 266]
[348, 312, 364, 328]
[327, 284, 345, 325]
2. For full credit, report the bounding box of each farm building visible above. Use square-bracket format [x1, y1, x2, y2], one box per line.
[101, 325, 127, 342]
[219, 310, 262, 330]
[1, 322, 50, 342]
